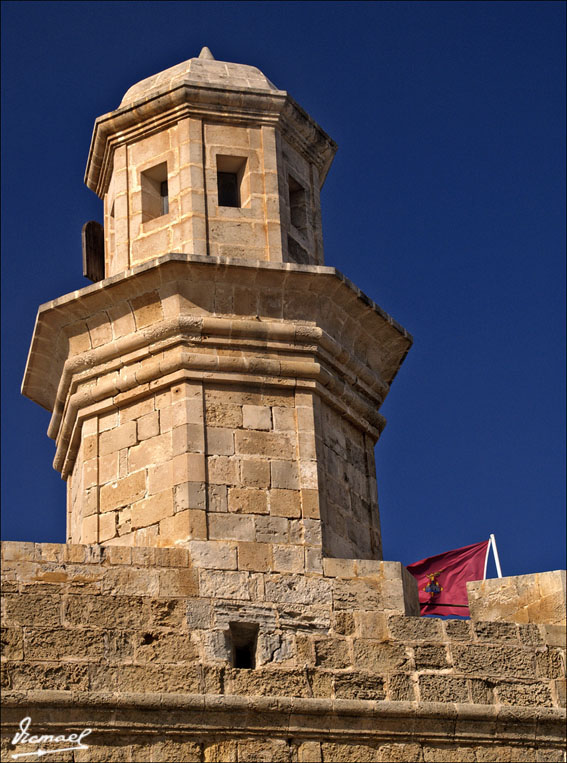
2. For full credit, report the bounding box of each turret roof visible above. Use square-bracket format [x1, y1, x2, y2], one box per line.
[120, 46, 279, 107]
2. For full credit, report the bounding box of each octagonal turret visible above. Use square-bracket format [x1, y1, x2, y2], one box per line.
[86, 47, 337, 277]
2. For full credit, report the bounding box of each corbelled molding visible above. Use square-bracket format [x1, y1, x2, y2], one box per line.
[85, 85, 337, 198]
[2, 691, 565, 748]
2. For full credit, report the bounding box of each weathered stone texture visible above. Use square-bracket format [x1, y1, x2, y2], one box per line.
[468, 571, 566, 626]
[9, 46, 566, 763]
[1, 542, 565, 761]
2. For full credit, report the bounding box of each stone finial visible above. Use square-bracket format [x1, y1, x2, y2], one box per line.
[198, 46, 215, 60]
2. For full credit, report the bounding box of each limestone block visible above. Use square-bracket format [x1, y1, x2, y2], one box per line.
[413, 644, 449, 670]
[148, 462, 174, 496]
[200, 570, 251, 600]
[271, 460, 300, 490]
[207, 484, 228, 512]
[273, 545, 304, 573]
[420, 675, 469, 703]
[334, 672, 385, 701]
[128, 432, 171, 472]
[353, 639, 411, 673]
[173, 453, 206, 484]
[100, 471, 146, 512]
[301, 489, 320, 519]
[207, 455, 239, 485]
[119, 397, 155, 423]
[273, 406, 296, 432]
[451, 643, 535, 677]
[305, 548, 323, 573]
[494, 681, 554, 706]
[235, 431, 294, 459]
[205, 742, 238, 763]
[387, 614, 444, 642]
[99, 421, 137, 456]
[174, 481, 206, 512]
[270, 489, 301, 518]
[213, 601, 277, 630]
[185, 599, 213, 629]
[81, 514, 98, 544]
[99, 511, 117, 542]
[240, 459, 271, 488]
[2, 594, 61, 628]
[130, 489, 174, 529]
[237, 541, 273, 572]
[205, 401, 243, 428]
[24, 628, 105, 661]
[137, 411, 160, 440]
[255, 516, 289, 544]
[264, 575, 332, 605]
[206, 427, 235, 455]
[158, 510, 192, 541]
[157, 567, 198, 597]
[314, 637, 350, 668]
[188, 510, 207, 540]
[468, 571, 566, 626]
[209, 513, 255, 541]
[242, 404, 272, 431]
[189, 540, 237, 570]
[228, 487, 268, 515]
[99, 452, 120, 484]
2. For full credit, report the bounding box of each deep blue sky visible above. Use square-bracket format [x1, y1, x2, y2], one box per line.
[1, 1, 565, 578]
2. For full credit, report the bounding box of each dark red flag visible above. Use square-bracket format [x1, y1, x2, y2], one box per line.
[406, 540, 491, 617]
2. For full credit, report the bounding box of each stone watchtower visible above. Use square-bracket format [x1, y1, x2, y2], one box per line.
[6, 49, 565, 761]
[22, 47, 412, 565]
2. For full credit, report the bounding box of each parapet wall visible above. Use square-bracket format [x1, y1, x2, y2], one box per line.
[468, 570, 566, 626]
[1, 541, 565, 762]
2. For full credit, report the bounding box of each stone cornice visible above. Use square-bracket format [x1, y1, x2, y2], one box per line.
[85, 84, 337, 197]
[23, 255, 413, 413]
[2, 692, 565, 747]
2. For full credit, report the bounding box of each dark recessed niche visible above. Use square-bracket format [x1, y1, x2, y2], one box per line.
[217, 155, 247, 208]
[230, 622, 259, 669]
[141, 162, 169, 222]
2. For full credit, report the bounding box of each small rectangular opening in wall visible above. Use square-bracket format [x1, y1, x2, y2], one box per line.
[160, 180, 169, 215]
[229, 622, 258, 669]
[82, 220, 105, 282]
[141, 162, 168, 222]
[217, 155, 247, 208]
[288, 175, 308, 234]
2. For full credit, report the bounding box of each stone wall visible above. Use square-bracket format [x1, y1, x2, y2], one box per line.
[23, 256, 412, 554]
[2, 542, 565, 762]
[315, 399, 381, 559]
[468, 570, 566, 626]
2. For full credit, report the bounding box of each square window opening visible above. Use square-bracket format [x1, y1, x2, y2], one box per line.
[288, 175, 308, 234]
[230, 622, 258, 669]
[217, 155, 247, 208]
[141, 162, 168, 222]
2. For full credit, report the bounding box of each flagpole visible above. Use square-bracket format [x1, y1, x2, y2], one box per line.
[490, 533, 503, 578]
[483, 539, 491, 579]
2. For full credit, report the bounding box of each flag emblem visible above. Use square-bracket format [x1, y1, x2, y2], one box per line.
[424, 572, 443, 597]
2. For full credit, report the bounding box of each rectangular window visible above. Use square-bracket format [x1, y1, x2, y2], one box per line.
[217, 172, 239, 207]
[288, 175, 308, 234]
[229, 622, 258, 669]
[160, 180, 169, 215]
[216, 155, 247, 208]
[141, 162, 168, 222]
[82, 220, 105, 282]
